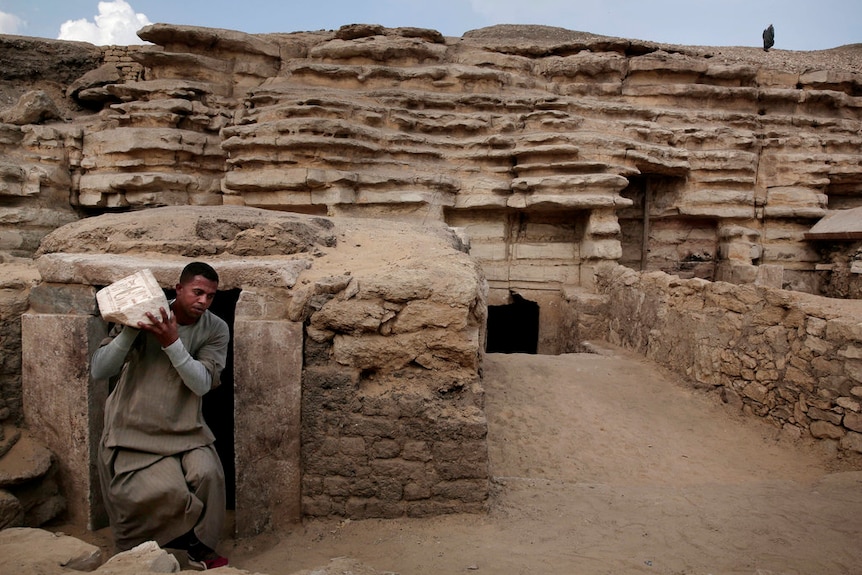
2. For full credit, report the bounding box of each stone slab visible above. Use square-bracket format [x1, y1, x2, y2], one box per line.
[21, 313, 109, 529]
[233, 318, 303, 537]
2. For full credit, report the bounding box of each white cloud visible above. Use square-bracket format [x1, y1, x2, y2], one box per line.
[58, 0, 151, 45]
[0, 11, 25, 34]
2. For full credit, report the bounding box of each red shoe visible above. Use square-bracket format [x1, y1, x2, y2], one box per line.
[188, 553, 229, 570]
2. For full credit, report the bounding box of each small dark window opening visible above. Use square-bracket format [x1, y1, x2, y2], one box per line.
[486, 293, 539, 354]
[166, 287, 240, 509]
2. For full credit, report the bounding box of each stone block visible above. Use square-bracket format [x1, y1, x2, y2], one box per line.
[0, 490, 23, 529]
[807, 406, 843, 425]
[843, 411, 862, 433]
[100, 540, 179, 573]
[95, 269, 169, 327]
[512, 242, 576, 260]
[810, 420, 845, 440]
[0, 433, 52, 487]
[839, 431, 862, 454]
[754, 264, 783, 288]
[742, 382, 769, 403]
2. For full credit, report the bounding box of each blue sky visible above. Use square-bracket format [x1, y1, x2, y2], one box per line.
[0, 0, 859, 50]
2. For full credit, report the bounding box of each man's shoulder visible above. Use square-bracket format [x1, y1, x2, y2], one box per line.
[200, 310, 229, 333]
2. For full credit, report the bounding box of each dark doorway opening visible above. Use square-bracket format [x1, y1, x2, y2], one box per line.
[165, 287, 240, 509]
[205, 289, 239, 509]
[486, 293, 539, 354]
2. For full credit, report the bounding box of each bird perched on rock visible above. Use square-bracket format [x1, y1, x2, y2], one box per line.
[763, 24, 775, 51]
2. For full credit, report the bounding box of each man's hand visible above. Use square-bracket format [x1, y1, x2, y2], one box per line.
[138, 306, 179, 348]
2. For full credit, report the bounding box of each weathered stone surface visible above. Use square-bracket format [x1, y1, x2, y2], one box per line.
[66, 62, 123, 101]
[840, 431, 862, 454]
[29, 283, 98, 315]
[0, 36, 102, 83]
[14, 474, 66, 527]
[0, 527, 102, 574]
[0, 527, 387, 575]
[594, 263, 862, 451]
[36, 205, 337, 260]
[844, 411, 862, 432]
[22, 314, 106, 527]
[233, 319, 302, 537]
[2, 22, 852, 303]
[807, 421, 843, 440]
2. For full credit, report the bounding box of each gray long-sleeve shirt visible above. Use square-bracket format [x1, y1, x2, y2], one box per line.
[92, 309, 230, 456]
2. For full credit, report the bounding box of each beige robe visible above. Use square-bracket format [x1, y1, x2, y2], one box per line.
[94, 310, 229, 551]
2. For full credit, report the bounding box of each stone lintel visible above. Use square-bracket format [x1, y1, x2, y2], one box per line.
[35, 253, 311, 291]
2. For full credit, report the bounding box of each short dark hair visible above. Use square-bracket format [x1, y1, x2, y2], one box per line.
[180, 261, 219, 284]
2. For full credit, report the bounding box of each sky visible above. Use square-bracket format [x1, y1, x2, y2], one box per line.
[0, 0, 859, 51]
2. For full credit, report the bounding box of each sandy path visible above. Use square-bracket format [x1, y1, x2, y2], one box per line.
[229, 349, 862, 575]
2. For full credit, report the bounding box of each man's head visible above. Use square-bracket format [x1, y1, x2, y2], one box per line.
[173, 262, 219, 325]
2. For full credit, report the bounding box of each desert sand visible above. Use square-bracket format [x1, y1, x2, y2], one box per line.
[211, 346, 862, 575]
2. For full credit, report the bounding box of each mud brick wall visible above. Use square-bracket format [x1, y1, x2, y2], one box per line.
[301, 366, 489, 519]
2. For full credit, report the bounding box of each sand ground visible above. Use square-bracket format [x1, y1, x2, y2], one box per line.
[221, 347, 862, 575]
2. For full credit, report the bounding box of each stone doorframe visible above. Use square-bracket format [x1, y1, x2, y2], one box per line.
[22, 254, 305, 537]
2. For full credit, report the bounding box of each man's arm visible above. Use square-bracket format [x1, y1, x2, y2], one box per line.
[138, 307, 228, 396]
[162, 339, 214, 396]
[90, 326, 139, 380]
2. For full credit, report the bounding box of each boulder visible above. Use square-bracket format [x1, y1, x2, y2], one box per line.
[1, 90, 62, 125]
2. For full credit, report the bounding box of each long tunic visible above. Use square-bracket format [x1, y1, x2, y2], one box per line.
[94, 309, 230, 551]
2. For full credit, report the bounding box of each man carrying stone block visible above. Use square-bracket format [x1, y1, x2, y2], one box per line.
[91, 262, 230, 570]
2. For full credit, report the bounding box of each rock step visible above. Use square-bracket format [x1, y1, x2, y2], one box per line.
[0, 431, 53, 488]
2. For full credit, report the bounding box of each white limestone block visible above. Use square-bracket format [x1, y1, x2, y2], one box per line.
[96, 269, 169, 327]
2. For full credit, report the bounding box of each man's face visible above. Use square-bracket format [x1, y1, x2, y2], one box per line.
[173, 275, 218, 324]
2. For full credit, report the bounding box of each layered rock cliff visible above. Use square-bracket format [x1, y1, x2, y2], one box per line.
[3, 24, 862, 295]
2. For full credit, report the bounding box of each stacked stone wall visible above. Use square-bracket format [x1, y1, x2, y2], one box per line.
[817, 241, 862, 299]
[99, 45, 145, 82]
[590, 264, 862, 455]
[0, 284, 29, 424]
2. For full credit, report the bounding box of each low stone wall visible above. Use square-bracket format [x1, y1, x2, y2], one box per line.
[589, 264, 862, 455]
